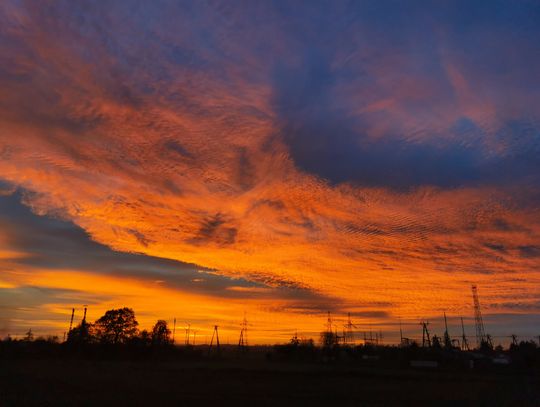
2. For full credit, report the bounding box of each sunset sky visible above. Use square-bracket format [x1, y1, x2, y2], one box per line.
[0, 1, 539, 345]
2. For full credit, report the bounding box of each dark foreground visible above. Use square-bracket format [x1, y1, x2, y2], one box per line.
[1, 359, 539, 407]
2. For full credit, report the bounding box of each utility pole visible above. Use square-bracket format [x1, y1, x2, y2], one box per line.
[172, 318, 176, 344]
[82, 305, 87, 326]
[460, 317, 469, 351]
[471, 285, 487, 348]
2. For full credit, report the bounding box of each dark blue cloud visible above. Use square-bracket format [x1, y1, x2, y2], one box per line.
[2, 1, 539, 190]
[267, 1, 540, 189]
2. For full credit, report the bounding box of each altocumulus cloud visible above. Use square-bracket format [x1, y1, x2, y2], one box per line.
[0, 1, 539, 333]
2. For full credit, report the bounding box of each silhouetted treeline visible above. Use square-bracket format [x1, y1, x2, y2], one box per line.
[2, 307, 539, 372]
[1, 307, 202, 361]
[67, 307, 163, 345]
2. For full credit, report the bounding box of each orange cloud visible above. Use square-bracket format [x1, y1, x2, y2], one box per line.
[0, 1, 539, 342]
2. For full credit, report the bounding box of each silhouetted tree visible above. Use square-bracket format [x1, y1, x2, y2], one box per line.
[94, 307, 138, 344]
[290, 333, 300, 346]
[431, 335, 441, 349]
[67, 322, 94, 344]
[479, 338, 494, 353]
[139, 329, 151, 344]
[151, 320, 171, 346]
[24, 329, 34, 342]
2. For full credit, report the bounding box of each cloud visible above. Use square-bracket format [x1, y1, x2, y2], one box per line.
[0, 1, 539, 340]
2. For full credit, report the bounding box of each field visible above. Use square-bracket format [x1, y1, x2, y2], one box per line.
[1, 358, 539, 406]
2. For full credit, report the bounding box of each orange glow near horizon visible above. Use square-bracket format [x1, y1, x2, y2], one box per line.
[0, 2, 539, 344]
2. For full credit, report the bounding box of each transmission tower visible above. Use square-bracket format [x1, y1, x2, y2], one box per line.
[471, 285, 487, 348]
[460, 317, 469, 351]
[208, 325, 220, 355]
[326, 311, 333, 333]
[343, 313, 356, 345]
[238, 313, 248, 349]
[443, 312, 452, 349]
[420, 321, 431, 347]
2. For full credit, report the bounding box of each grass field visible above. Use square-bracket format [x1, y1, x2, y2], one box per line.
[1, 358, 539, 406]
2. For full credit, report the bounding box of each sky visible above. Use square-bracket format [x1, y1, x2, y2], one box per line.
[0, 0, 539, 345]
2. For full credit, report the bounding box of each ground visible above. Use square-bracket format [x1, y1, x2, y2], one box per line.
[0, 359, 538, 406]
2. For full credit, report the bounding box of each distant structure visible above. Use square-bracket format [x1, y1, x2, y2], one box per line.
[511, 334, 518, 347]
[185, 323, 191, 345]
[443, 312, 452, 349]
[68, 308, 75, 336]
[363, 329, 380, 346]
[471, 285, 487, 348]
[420, 321, 431, 347]
[460, 317, 469, 351]
[238, 313, 248, 349]
[209, 325, 220, 354]
[343, 313, 356, 345]
[81, 305, 88, 326]
[172, 318, 176, 344]
[399, 319, 412, 347]
[321, 311, 342, 347]
[326, 311, 333, 333]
